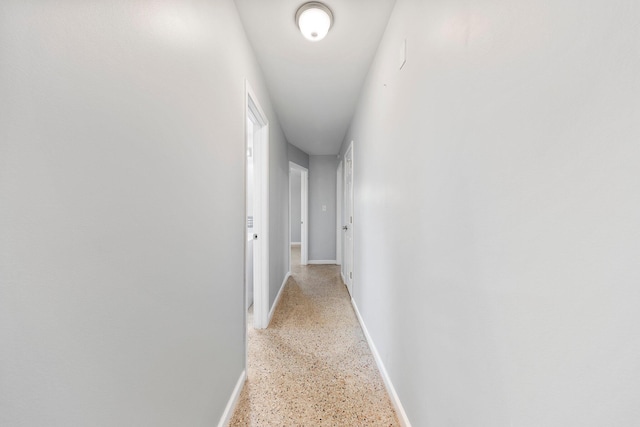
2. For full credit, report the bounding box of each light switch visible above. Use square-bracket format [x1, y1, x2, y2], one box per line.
[322, 205, 327, 212]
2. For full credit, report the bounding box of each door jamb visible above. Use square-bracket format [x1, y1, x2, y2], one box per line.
[336, 160, 343, 268]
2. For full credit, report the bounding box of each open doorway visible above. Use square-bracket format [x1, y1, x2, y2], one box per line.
[289, 162, 308, 271]
[336, 160, 343, 275]
[342, 142, 354, 296]
[245, 82, 269, 331]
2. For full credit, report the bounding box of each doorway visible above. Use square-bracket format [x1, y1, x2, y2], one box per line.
[245, 82, 269, 331]
[343, 142, 354, 296]
[336, 160, 343, 274]
[289, 162, 308, 270]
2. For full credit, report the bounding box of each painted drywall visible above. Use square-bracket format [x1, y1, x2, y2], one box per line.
[290, 169, 302, 243]
[0, 1, 289, 425]
[340, 0, 640, 425]
[268, 119, 290, 311]
[287, 142, 310, 169]
[308, 155, 339, 261]
[247, 96, 290, 314]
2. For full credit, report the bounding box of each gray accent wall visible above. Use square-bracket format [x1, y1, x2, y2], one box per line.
[290, 169, 302, 243]
[287, 143, 310, 169]
[340, 0, 640, 425]
[0, 1, 289, 425]
[309, 155, 338, 261]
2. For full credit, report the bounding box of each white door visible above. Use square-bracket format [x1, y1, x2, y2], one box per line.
[246, 117, 255, 310]
[246, 82, 269, 330]
[344, 144, 354, 296]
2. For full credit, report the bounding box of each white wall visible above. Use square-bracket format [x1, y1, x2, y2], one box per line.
[290, 169, 302, 243]
[341, 0, 640, 425]
[0, 1, 289, 425]
[309, 155, 338, 261]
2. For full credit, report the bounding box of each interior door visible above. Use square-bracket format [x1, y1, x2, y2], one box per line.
[245, 82, 270, 330]
[246, 117, 254, 310]
[344, 145, 354, 296]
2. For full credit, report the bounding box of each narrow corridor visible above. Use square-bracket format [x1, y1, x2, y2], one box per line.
[230, 248, 399, 426]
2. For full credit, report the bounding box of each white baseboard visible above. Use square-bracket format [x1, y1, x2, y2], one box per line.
[290, 242, 301, 246]
[268, 272, 290, 326]
[307, 260, 337, 265]
[351, 299, 412, 427]
[340, 272, 346, 285]
[216, 370, 246, 427]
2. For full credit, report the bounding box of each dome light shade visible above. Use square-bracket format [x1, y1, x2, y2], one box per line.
[296, 2, 333, 42]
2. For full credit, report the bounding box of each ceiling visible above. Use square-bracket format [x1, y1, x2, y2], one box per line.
[234, 0, 397, 156]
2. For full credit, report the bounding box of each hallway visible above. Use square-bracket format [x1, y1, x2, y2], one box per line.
[2, 1, 638, 425]
[230, 248, 399, 426]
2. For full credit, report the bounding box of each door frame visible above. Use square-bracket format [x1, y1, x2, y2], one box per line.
[289, 161, 309, 267]
[343, 141, 354, 296]
[245, 81, 270, 330]
[336, 160, 343, 269]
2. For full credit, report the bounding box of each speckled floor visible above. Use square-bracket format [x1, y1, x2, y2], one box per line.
[229, 247, 399, 426]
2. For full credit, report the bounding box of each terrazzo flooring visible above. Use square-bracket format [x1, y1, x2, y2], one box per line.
[229, 247, 399, 426]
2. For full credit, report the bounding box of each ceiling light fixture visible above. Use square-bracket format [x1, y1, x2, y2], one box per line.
[295, 2, 333, 42]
